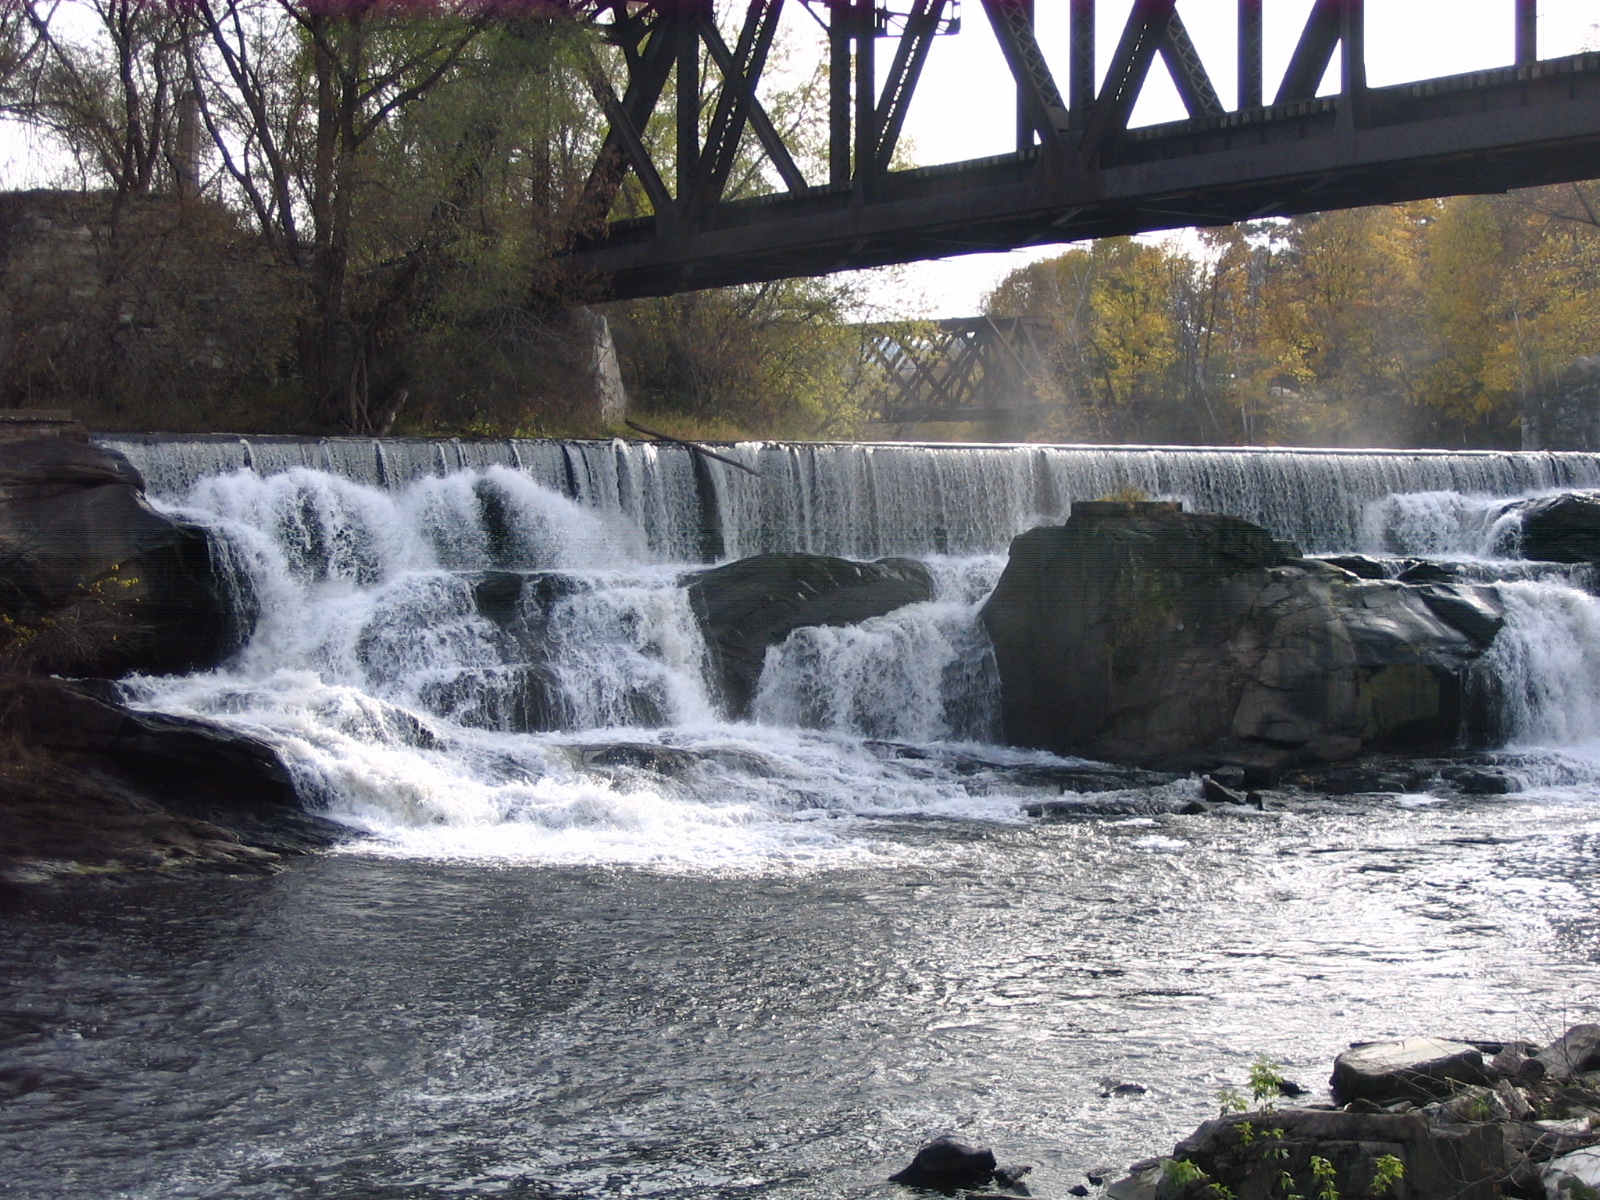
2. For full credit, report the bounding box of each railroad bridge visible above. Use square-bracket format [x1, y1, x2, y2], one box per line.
[567, 0, 1600, 299]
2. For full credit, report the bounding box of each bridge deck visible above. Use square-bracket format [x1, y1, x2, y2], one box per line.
[571, 50, 1600, 299]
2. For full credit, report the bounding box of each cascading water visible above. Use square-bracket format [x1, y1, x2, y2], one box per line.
[23, 436, 1600, 1200]
[106, 436, 1600, 865]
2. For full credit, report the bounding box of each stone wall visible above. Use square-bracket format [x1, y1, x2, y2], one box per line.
[0, 189, 293, 429]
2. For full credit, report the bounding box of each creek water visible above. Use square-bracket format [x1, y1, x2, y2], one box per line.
[7, 437, 1600, 1200]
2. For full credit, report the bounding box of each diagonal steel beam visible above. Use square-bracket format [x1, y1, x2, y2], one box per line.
[1276, 0, 1343, 105]
[700, 18, 810, 195]
[981, 0, 1070, 146]
[1081, 0, 1177, 153]
[1160, 8, 1223, 118]
[873, 0, 947, 173]
[577, 14, 676, 226]
[692, 0, 790, 209]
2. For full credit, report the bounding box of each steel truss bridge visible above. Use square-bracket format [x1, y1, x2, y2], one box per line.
[566, 0, 1600, 300]
[857, 316, 1053, 426]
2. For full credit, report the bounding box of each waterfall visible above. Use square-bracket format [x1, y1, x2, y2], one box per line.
[108, 435, 1600, 560]
[103, 435, 1600, 861]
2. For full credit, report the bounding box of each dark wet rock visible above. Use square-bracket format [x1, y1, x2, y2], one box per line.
[1439, 765, 1520, 795]
[994, 1164, 1034, 1188]
[1330, 1038, 1489, 1105]
[417, 664, 566, 734]
[0, 435, 247, 676]
[472, 570, 526, 626]
[470, 570, 582, 634]
[1537, 1026, 1600, 1082]
[1415, 585, 1505, 650]
[889, 1137, 998, 1188]
[1514, 493, 1600, 563]
[1003, 764, 1181, 793]
[1177, 799, 1214, 815]
[1069, 1186, 1092, 1196]
[1203, 776, 1248, 805]
[1319, 555, 1393, 580]
[686, 552, 933, 717]
[1287, 761, 1430, 795]
[580, 743, 702, 777]
[1149, 1106, 1502, 1200]
[1101, 1079, 1149, 1097]
[981, 505, 1499, 773]
[0, 675, 332, 883]
[1397, 559, 1458, 585]
[1208, 765, 1249, 790]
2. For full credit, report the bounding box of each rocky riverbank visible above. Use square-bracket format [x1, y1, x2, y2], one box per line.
[892, 1023, 1600, 1200]
[1100, 1024, 1600, 1200]
[0, 433, 329, 884]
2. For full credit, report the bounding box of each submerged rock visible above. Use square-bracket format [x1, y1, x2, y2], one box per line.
[685, 552, 933, 717]
[980, 503, 1503, 773]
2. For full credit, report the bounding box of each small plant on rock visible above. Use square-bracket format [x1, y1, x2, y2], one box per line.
[1310, 1155, 1340, 1200]
[1370, 1155, 1405, 1198]
[1250, 1057, 1288, 1105]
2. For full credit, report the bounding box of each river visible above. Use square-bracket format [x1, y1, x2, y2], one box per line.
[5, 437, 1600, 1200]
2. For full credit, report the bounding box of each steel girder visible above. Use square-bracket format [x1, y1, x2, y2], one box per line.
[567, 0, 1600, 300]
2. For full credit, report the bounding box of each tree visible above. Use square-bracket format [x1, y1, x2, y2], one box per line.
[14, 1, 196, 198]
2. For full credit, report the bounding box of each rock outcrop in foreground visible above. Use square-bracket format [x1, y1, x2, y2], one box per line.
[1105, 1024, 1600, 1200]
[0, 434, 319, 884]
[0, 434, 250, 676]
[981, 502, 1503, 773]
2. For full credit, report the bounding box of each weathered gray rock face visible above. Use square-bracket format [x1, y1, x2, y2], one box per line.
[980, 503, 1503, 772]
[0, 435, 247, 676]
[685, 552, 933, 717]
[1534, 1025, 1600, 1081]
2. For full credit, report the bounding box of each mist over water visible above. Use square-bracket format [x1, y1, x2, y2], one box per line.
[12, 438, 1600, 1199]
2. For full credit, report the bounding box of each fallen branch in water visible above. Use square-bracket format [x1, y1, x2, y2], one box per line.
[623, 420, 762, 477]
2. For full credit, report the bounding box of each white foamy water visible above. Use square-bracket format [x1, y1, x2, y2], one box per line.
[104, 441, 1600, 865]
[128, 468, 1056, 866]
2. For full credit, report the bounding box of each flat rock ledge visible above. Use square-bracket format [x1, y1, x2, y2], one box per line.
[1104, 1025, 1600, 1200]
[0, 675, 337, 885]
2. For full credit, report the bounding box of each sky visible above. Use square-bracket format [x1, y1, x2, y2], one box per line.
[2, 1, 1597, 318]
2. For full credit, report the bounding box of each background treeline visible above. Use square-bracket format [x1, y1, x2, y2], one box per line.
[0, 0, 865, 437]
[988, 189, 1600, 449]
[0, 3, 1597, 446]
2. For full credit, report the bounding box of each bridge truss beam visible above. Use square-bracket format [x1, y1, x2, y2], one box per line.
[568, 0, 1600, 300]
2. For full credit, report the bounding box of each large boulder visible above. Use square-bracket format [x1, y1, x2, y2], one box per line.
[0, 435, 247, 676]
[1514, 493, 1600, 563]
[685, 552, 933, 716]
[0, 676, 331, 882]
[1330, 1038, 1490, 1105]
[980, 502, 1502, 772]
